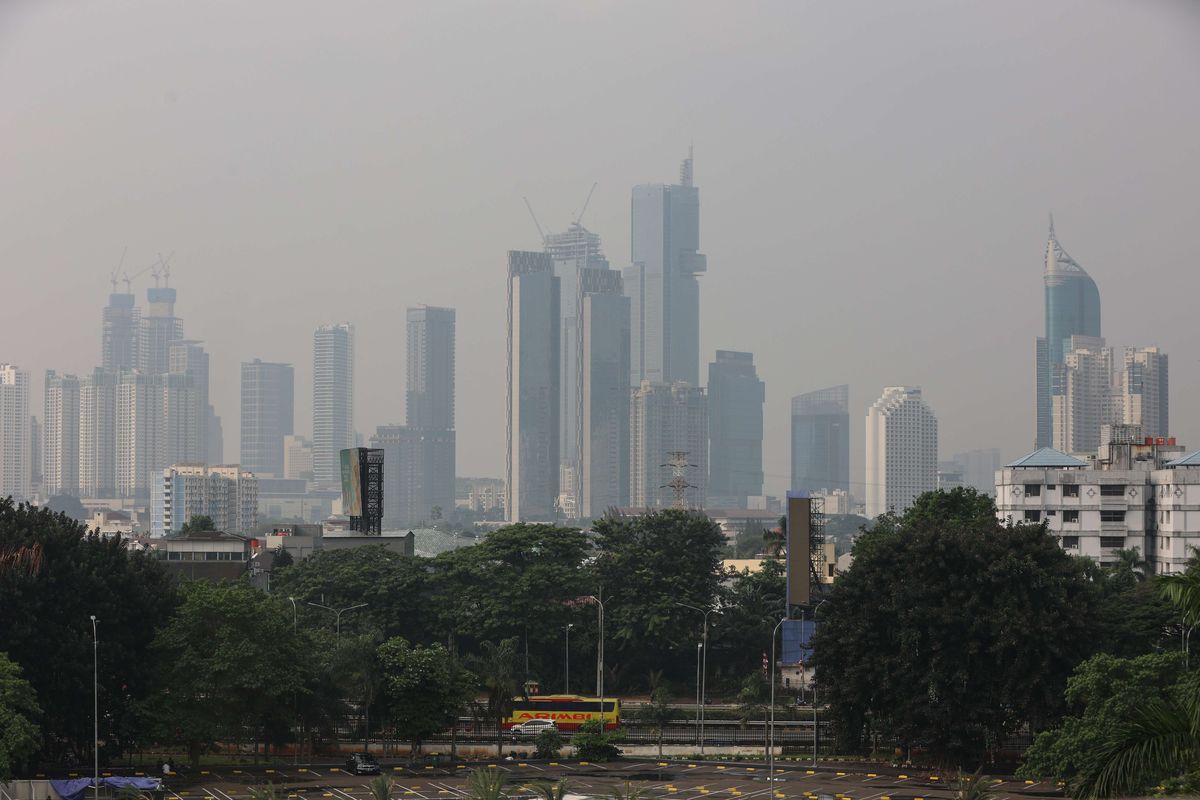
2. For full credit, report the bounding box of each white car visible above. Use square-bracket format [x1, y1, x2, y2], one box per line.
[510, 718, 558, 739]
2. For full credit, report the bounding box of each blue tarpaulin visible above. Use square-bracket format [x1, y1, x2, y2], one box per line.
[51, 777, 161, 800]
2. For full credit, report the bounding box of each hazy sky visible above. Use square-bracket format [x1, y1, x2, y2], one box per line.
[3, 0, 1198, 497]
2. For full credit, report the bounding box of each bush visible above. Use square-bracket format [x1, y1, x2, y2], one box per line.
[570, 719, 621, 762]
[534, 727, 563, 759]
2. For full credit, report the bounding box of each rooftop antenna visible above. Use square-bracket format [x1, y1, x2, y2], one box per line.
[109, 247, 127, 293]
[573, 182, 598, 228]
[1048, 212, 1056, 239]
[522, 197, 547, 246]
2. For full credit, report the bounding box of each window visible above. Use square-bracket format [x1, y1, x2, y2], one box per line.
[1100, 536, 1125, 548]
[1100, 510, 1125, 522]
[1061, 536, 1079, 548]
[1046, 509, 1057, 516]
[1100, 484, 1125, 497]
[1063, 485, 1080, 498]
[1063, 510, 1079, 523]
[1047, 485, 1057, 491]
[1024, 510, 1042, 522]
[1024, 484, 1042, 497]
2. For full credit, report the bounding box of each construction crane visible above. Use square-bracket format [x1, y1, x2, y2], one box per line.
[108, 247, 128, 293]
[522, 197, 547, 246]
[573, 182, 598, 228]
[151, 251, 174, 288]
[121, 262, 155, 294]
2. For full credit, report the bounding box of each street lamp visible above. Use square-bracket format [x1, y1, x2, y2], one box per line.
[768, 615, 787, 796]
[694, 642, 703, 747]
[90, 615, 99, 800]
[287, 596, 298, 632]
[811, 599, 828, 767]
[677, 602, 721, 756]
[563, 624, 574, 693]
[585, 595, 606, 703]
[306, 601, 367, 646]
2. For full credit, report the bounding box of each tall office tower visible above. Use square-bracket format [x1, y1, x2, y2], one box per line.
[79, 368, 119, 496]
[115, 371, 160, 498]
[1036, 218, 1101, 448]
[629, 380, 708, 509]
[312, 323, 355, 487]
[168, 340, 209, 464]
[240, 359, 295, 477]
[1119, 347, 1169, 438]
[29, 416, 41, 495]
[283, 434, 314, 481]
[160, 371, 199, 469]
[506, 251, 560, 521]
[626, 148, 707, 387]
[152, 464, 258, 536]
[791, 385, 851, 494]
[865, 386, 938, 519]
[0, 365, 31, 501]
[102, 291, 139, 370]
[707, 351, 764, 508]
[207, 412, 223, 465]
[43, 371, 80, 497]
[947, 448, 1003, 495]
[545, 225, 630, 518]
[405, 306, 457, 520]
[139, 286, 183, 375]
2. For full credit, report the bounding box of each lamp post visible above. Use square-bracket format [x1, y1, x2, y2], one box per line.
[90, 615, 99, 800]
[677, 602, 721, 756]
[564, 623, 574, 693]
[810, 599, 827, 767]
[586, 595, 605, 704]
[288, 596, 298, 632]
[694, 642, 702, 747]
[306, 601, 367, 647]
[768, 615, 788, 796]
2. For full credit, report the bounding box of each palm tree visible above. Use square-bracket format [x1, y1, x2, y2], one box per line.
[530, 780, 570, 800]
[951, 769, 995, 800]
[605, 781, 650, 800]
[464, 768, 508, 800]
[467, 638, 521, 757]
[368, 776, 394, 800]
[0, 543, 43, 577]
[1112, 548, 1148, 582]
[247, 785, 283, 800]
[634, 687, 679, 758]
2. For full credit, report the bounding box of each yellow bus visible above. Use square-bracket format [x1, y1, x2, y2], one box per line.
[505, 694, 620, 732]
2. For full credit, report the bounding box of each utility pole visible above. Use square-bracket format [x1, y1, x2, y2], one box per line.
[660, 451, 697, 509]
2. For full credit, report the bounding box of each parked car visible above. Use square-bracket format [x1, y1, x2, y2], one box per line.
[345, 753, 381, 775]
[510, 718, 558, 739]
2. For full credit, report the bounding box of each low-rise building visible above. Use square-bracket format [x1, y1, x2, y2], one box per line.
[148, 529, 252, 582]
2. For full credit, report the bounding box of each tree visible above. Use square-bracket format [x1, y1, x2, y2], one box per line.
[570, 718, 621, 762]
[951, 770, 996, 800]
[145, 581, 307, 766]
[591, 510, 725, 688]
[533, 728, 564, 760]
[0, 499, 178, 763]
[714, 560, 785, 678]
[604, 781, 649, 800]
[1111, 548, 1147, 583]
[464, 768, 507, 800]
[377, 637, 473, 759]
[467, 638, 521, 757]
[635, 687, 679, 758]
[180, 514, 215, 533]
[811, 496, 1099, 765]
[368, 775, 394, 800]
[0, 652, 40, 780]
[530, 780, 570, 800]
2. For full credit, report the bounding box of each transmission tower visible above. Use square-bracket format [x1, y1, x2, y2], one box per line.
[659, 451, 697, 509]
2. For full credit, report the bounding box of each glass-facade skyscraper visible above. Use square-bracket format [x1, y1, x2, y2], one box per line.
[707, 351, 764, 508]
[626, 148, 706, 387]
[240, 359, 295, 478]
[312, 323, 355, 487]
[1037, 218, 1101, 448]
[791, 384, 850, 494]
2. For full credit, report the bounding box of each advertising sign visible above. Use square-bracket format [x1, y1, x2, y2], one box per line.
[340, 448, 363, 517]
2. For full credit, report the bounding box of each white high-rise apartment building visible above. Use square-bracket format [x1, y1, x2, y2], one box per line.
[283, 434, 314, 481]
[168, 340, 210, 463]
[0, 365, 31, 501]
[312, 323, 355, 487]
[865, 386, 938, 518]
[629, 380, 708, 509]
[80, 368, 119, 497]
[116, 371, 158, 498]
[152, 463, 258, 536]
[43, 371, 80, 497]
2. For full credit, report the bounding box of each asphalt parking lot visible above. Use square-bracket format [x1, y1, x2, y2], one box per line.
[153, 760, 1065, 800]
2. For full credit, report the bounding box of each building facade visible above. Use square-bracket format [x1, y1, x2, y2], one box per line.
[153, 463, 258, 537]
[577, 290, 630, 517]
[283, 434, 314, 481]
[707, 351, 764, 508]
[626, 149, 707, 388]
[506, 251, 560, 521]
[791, 385, 850, 494]
[629, 380, 708, 509]
[240, 359, 295, 478]
[79, 367, 119, 497]
[1037, 219, 1102, 448]
[0, 365, 30, 501]
[139, 287, 184, 376]
[42, 370, 80, 497]
[312, 323, 355, 487]
[102, 292, 139, 371]
[865, 386, 938, 518]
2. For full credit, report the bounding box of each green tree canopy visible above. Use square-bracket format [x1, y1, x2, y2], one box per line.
[812, 495, 1099, 765]
[181, 514, 216, 533]
[378, 637, 473, 757]
[0, 651, 40, 780]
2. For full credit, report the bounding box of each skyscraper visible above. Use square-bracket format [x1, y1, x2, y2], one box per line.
[0, 365, 31, 501]
[506, 251, 560, 521]
[865, 386, 938, 518]
[168, 340, 210, 464]
[406, 306, 456, 432]
[791, 385, 851, 494]
[707, 351, 764, 508]
[102, 292, 139, 370]
[139, 286, 183, 376]
[43, 370, 80, 497]
[626, 148, 707, 387]
[629, 380, 708, 509]
[1037, 218, 1101, 448]
[312, 323, 355, 487]
[79, 368, 119, 497]
[1120, 346, 1169, 438]
[545, 223, 629, 518]
[240, 359, 295, 478]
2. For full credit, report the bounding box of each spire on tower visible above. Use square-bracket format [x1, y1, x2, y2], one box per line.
[680, 144, 694, 187]
[1048, 211, 1056, 239]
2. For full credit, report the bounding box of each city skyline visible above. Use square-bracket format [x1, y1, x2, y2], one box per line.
[2, 2, 1198, 497]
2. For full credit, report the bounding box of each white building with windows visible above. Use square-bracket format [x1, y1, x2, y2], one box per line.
[152, 463, 258, 537]
[0, 365, 31, 501]
[865, 386, 937, 518]
[996, 427, 1200, 573]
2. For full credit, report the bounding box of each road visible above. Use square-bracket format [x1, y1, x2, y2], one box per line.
[147, 759, 1063, 800]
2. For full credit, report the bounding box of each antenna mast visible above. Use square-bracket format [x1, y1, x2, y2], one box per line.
[659, 451, 697, 509]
